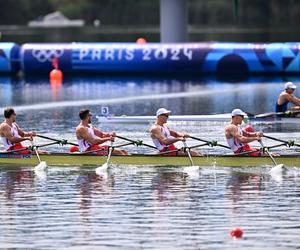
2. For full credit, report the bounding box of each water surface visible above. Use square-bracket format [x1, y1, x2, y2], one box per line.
[0, 75, 299, 249]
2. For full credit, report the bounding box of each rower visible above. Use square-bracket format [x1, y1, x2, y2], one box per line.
[276, 82, 300, 114]
[0, 107, 36, 154]
[225, 109, 262, 156]
[72, 109, 128, 155]
[150, 108, 201, 156]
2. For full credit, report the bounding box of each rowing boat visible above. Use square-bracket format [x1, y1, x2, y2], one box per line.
[96, 113, 300, 124]
[1, 152, 299, 167]
[96, 114, 232, 123]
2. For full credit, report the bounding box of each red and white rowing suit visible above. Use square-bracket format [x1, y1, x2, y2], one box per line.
[152, 125, 177, 156]
[76, 125, 108, 155]
[226, 125, 260, 156]
[0, 123, 29, 154]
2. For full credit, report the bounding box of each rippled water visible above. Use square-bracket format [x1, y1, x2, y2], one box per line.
[0, 165, 299, 249]
[0, 76, 299, 249]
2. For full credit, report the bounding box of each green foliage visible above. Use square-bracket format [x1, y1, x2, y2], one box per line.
[0, 0, 299, 27]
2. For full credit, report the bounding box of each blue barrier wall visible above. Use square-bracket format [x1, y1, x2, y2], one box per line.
[12, 42, 300, 74]
[0, 43, 20, 73]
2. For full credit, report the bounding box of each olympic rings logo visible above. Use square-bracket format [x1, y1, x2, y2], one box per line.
[31, 49, 64, 62]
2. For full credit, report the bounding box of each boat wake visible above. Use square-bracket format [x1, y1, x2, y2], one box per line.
[0, 85, 259, 113]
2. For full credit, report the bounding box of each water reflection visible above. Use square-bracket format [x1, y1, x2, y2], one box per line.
[226, 170, 264, 204]
[0, 166, 299, 249]
[75, 170, 115, 238]
[1, 75, 300, 117]
[151, 169, 188, 202]
[0, 168, 34, 200]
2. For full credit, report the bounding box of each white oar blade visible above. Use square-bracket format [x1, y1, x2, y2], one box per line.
[95, 163, 108, 175]
[34, 161, 48, 172]
[183, 166, 200, 179]
[183, 165, 200, 173]
[269, 164, 286, 175]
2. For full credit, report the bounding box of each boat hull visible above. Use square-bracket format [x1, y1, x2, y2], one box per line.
[0, 153, 299, 167]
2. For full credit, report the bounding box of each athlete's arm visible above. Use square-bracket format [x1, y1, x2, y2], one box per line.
[229, 125, 261, 143]
[77, 127, 112, 145]
[287, 94, 300, 106]
[150, 126, 183, 145]
[168, 128, 189, 138]
[2, 124, 32, 143]
[93, 127, 116, 138]
[243, 130, 263, 137]
[14, 123, 36, 137]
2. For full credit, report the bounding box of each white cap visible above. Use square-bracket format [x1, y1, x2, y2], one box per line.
[231, 108, 246, 117]
[156, 108, 171, 117]
[285, 82, 297, 90]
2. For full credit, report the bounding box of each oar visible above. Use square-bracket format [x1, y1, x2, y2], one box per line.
[0, 147, 31, 154]
[35, 141, 62, 148]
[30, 141, 47, 172]
[116, 135, 157, 149]
[258, 140, 284, 174]
[263, 135, 299, 147]
[183, 141, 194, 166]
[189, 136, 230, 149]
[95, 141, 114, 174]
[37, 134, 79, 146]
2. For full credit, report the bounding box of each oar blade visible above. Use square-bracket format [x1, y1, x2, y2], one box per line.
[95, 163, 108, 175]
[96, 141, 114, 175]
[269, 163, 286, 175]
[182, 166, 200, 180]
[34, 161, 48, 172]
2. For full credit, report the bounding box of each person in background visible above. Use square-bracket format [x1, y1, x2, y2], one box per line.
[225, 109, 262, 156]
[150, 108, 201, 156]
[276, 82, 300, 113]
[0, 107, 35, 154]
[72, 109, 128, 155]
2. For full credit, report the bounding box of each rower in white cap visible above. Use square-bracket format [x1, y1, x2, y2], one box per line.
[150, 108, 201, 156]
[225, 108, 262, 156]
[276, 82, 300, 113]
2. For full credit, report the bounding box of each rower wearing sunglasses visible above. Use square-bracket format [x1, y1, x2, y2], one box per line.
[225, 108, 262, 156]
[150, 108, 201, 156]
